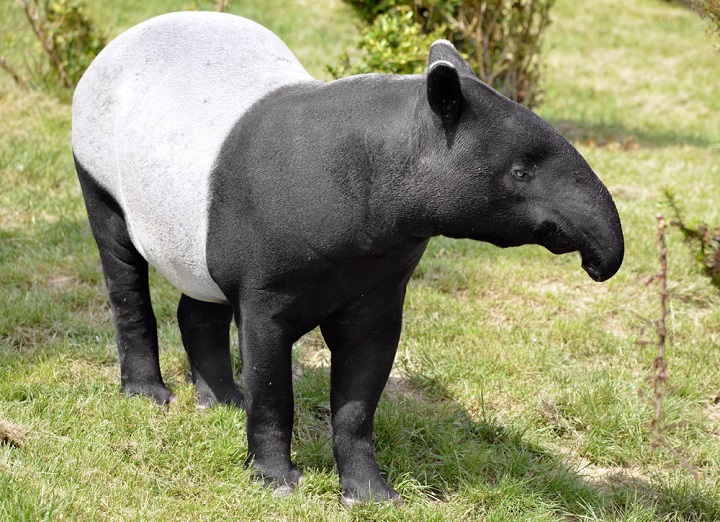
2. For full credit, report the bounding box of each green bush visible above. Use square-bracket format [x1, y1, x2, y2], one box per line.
[333, 0, 555, 108]
[664, 190, 720, 291]
[343, 0, 395, 20]
[328, 8, 446, 77]
[0, 0, 107, 98]
[694, 0, 720, 48]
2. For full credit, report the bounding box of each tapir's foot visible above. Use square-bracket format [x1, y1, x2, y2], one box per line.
[121, 381, 175, 406]
[249, 462, 305, 496]
[195, 381, 244, 409]
[340, 479, 403, 507]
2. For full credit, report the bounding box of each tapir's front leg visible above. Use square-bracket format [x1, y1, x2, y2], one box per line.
[321, 286, 407, 505]
[239, 306, 303, 490]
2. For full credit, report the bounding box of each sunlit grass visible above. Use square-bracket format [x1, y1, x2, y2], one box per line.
[1, 0, 720, 520]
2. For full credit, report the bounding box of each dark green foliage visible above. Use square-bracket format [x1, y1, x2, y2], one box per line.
[343, 0, 394, 20]
[664, 189, 720, 291]
[333, 0, 555, 108]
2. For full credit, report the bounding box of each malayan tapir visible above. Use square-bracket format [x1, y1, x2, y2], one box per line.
[72, 11, 623, 505]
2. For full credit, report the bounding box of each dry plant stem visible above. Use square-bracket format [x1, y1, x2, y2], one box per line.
[214, 0, 231, 11]
[438, 0, 551, 104]
[652, 213, 668, 436]
[17, 0, 71, 88]
[0, 55, 26, 87]
[648, 214, 698, 478]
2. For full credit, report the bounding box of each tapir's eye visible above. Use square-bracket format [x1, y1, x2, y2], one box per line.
[512, 167, 532, 180]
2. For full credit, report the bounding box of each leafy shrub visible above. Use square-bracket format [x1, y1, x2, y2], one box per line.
[443, 0, 555, 108]
[664, 190, 720, 291]
[333, 0, 555, 108]
[693, 0, 720, 48]
[343, 0, 393, 20]
[328, 8, 446, 77]
[0, 0, 107, 97]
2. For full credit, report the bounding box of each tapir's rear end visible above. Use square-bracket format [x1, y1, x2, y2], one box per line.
[72, 11, 315, 303]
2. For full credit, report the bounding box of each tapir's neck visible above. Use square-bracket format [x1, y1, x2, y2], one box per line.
[306, 74, 439, 240]
[233, 74, 437, 246]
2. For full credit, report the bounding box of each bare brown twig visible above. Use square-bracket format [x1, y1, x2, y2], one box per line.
[17, 0, 71, 88]
[645, 214, 698, 478]
[0, 55, 26, 87]
[214, 0, 231, 11]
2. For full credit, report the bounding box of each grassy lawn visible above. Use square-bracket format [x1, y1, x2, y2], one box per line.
[1, 0, 719, 520]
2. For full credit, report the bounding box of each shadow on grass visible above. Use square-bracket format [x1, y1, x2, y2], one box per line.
[3, 323, 718, 519]
[3, 215, 718, 518]
[550, 118, 715, 149]
[0, 218, 109, 350]
[292, 359, 720, 520]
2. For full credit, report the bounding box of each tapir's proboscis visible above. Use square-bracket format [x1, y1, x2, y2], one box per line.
[72, 12, 624, 505]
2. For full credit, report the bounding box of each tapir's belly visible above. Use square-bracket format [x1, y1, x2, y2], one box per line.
[72, 12, 315, 302]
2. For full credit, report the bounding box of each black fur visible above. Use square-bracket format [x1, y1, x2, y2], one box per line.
[203, 64, 623, 502]
[75, 155, 173, 404]
[177, 295, 241, 408]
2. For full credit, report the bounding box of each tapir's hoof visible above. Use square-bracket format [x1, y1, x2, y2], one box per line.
[339, 484, 403, 507]
[196, 385, 244, 410]
[251, 466, 304, 495]
[271, 483, 295, 499]
[121, 382, 175, 406]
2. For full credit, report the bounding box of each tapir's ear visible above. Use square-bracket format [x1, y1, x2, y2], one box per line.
[428, 40, 475, 78]
[427, 60, 462, 126]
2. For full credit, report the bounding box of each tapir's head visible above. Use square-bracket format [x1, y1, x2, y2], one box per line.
[417, 41, 624, 282]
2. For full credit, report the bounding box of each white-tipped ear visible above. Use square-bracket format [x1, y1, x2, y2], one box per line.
[428, 40, 475, 78]
[427, 60, 462, 126]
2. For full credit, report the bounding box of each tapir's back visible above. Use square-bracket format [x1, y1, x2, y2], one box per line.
[72, 12, 315, 302]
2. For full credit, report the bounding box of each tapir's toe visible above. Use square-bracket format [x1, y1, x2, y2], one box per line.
[250, 465, 304, 494]
[340, 494, 404, 508]
[195, 384, 245, 410]
[121, 382, 175, 406]
[339, 483, 403, 507]
[271, 472, 305, 498]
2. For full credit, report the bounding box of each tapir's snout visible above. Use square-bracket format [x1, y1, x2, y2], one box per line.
[580, 241, 623, 282]
[532, 168, 624, 283]
[572, 180, 624, 282]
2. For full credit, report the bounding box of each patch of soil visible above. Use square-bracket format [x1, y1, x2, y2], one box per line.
[0, 419, 28, 448]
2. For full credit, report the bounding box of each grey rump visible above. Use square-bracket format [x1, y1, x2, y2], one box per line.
[72, 12, 624, 505]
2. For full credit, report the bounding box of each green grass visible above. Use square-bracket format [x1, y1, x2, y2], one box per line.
[2, 0, 720, 520]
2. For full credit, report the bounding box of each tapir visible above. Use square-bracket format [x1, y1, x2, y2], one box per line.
[72, 11, 623, 504]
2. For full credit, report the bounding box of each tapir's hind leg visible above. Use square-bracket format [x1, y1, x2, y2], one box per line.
[177, 294, 243, 408]
[75, 155, 174, 405]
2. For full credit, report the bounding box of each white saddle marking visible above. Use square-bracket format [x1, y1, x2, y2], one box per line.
[72, 12, 316, 302]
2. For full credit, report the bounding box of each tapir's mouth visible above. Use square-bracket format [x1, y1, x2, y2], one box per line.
[581, 260, 604, 282]
[580, 246, 619, 282]
[533, 221, 576, 255]
[534, 220, 612, 282]
[536, 219, 624, 282]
